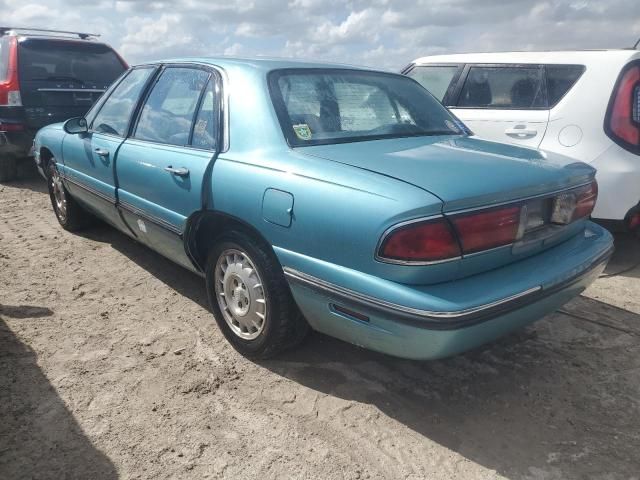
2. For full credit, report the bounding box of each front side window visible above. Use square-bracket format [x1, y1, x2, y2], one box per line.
[406, 65, 460, 102]
[270, 69, 465, 147]
[134, 67, 210, 146]
[92, 68, 154, 136]
[457, 66, 545, 109]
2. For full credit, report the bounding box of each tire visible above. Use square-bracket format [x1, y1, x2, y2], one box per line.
[47, 161, 94, 231]
[205, 229, 309, 359]
[0, 156, 17, 182]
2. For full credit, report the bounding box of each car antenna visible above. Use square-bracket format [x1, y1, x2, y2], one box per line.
[634, 35, 640, 49]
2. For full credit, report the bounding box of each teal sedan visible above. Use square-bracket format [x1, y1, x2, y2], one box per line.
[33, 57, 613, 360]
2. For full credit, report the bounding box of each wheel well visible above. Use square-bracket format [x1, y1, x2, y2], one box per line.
[40, 147, 54, 173]
[186, 211, 275, 272]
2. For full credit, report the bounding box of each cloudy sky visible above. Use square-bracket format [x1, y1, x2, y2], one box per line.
[2, 0, 639, 69]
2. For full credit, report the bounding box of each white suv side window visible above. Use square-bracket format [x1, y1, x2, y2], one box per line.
[457, 66, 545, 109]
[407, 65, 460, 102]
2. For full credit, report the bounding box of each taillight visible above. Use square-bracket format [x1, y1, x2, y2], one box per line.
[605, 61, 640, 153]
[572, 180, 598, 221]
[378, 218, 461, 262]
[450, 206, 521, 254]
[0, 36, 21, 107]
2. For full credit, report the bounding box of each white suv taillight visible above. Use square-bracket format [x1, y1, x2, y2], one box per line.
[605, 60, 640, 154]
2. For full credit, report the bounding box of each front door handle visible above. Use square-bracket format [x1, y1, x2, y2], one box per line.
[94, 148, 110, 157]
[505, 126, 537, 138]
[164, 166, 190, 177]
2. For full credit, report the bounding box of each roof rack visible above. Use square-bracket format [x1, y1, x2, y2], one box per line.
[0, 27, 100, 40]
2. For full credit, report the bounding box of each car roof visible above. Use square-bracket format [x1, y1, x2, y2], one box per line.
[412, 49, 640, 65]
[137, 56, 375, 73]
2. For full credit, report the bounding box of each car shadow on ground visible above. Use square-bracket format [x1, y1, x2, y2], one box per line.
[77, 221, 640, 478]
[603, 232, 640, 279]
[0, 316, 118, 479]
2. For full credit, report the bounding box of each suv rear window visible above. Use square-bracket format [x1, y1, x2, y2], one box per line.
[0, 37, 9, 82]
[546, 65, 584, 107]
[457, 66, 545, 109]
[17, 39, 125, 85]
[406, 65, 460, 102]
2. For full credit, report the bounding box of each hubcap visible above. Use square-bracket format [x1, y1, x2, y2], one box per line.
[50, 167, 67, 222]
[214, 248, 267, 340]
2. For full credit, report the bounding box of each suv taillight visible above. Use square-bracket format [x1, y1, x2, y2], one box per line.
[605, 61, 640, 153]
[0, 36, 21, 107]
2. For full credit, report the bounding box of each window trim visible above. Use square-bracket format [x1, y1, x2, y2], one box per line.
[268, 67, 465, 148]
[403, 63, 465, 105]
[450, 63, 549, 111]
[128, 63, 224, 152]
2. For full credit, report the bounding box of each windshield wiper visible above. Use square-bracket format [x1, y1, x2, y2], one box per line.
[33, 75, 86, 85]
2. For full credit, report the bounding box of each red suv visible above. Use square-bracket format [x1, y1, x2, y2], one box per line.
[0, 27, 127, 181]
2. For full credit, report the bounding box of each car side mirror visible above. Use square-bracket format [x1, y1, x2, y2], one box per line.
[63, 117, 88, 135]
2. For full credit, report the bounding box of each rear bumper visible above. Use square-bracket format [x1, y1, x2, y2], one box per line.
[283, 222, 613, 360]
[0, 129, 33, 158]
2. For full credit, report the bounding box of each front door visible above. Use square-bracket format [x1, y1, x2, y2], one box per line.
[115, 66, 220, 270]
[449, 65, 550, 149]
[60, 67, 156, 229]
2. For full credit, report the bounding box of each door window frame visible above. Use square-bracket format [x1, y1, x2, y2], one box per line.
[448, 63, 549, 111]
[128, 63, 224, 152]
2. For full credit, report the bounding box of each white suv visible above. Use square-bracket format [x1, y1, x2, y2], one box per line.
[404, 50, 640, 233]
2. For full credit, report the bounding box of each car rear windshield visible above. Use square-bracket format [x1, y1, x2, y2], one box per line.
[269, 68, 467, 147]
[17, 39, 126, 85]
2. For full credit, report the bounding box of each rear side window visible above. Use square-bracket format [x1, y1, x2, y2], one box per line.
[457, 66, 545, 109]
[17, 39, 125, 85]
[546, 65, 584, 107]
[406, 65, 460, 102]
[0, 37, 9, 82]
[92, 68, 154, 136]
[134, 68, 210, 146]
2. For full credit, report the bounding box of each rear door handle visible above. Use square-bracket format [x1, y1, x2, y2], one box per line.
[94, 148, 110, 157]
[505, 127, 537, 138]
[164, 166, 190, 177]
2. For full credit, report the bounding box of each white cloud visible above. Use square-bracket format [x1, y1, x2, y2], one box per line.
[1, 0, 638, 70]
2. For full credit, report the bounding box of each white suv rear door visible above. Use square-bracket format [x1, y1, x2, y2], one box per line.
[448, 64, 549, 148]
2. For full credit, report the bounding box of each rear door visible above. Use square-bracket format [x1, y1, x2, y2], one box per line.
[115, 66, 220, 270]
[448, 64, 550, 148]
[17, 38, 127, 130]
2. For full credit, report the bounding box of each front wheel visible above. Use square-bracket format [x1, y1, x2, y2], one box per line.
[205, 230, 309, 359]
[47, 161, 93, 231]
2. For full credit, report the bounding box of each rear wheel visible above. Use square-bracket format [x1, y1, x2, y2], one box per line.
[47, 161, 94, 231]
[205, 230, 309, 359]
[0, 156, 17, 182]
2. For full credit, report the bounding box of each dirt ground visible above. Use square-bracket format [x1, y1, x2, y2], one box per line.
[1, 176, 639, 480]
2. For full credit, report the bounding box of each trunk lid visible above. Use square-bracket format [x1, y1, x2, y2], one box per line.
[300, 135, 595, 212]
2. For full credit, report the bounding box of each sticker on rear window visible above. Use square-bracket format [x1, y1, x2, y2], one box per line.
[293, 123, 312, 140]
